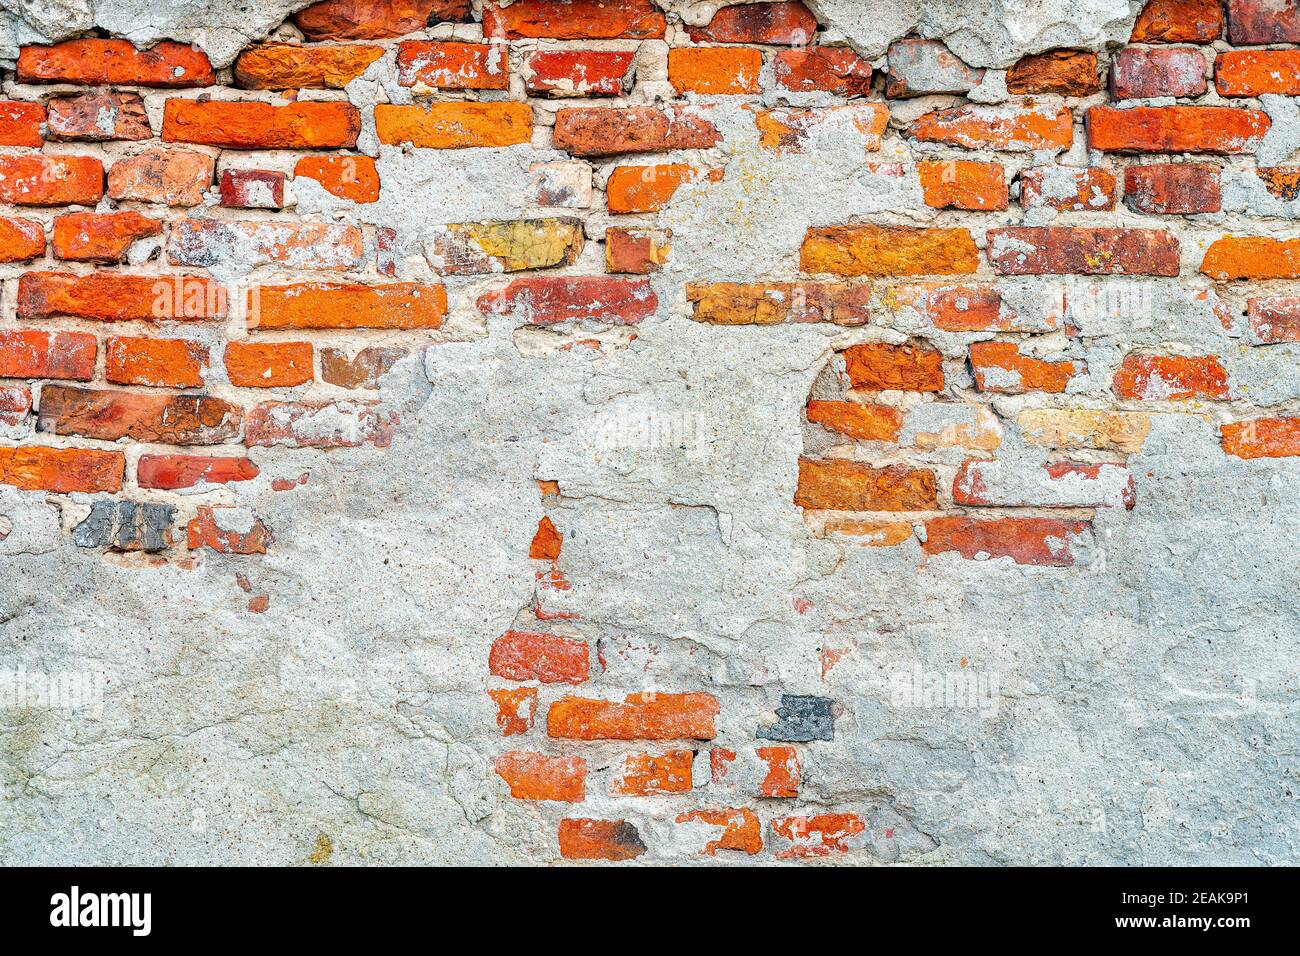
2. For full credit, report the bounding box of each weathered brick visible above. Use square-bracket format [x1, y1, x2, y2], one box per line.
[295, 0, 471, 39]
[294, 155, 380, 204]
[0, 330, 96, 381]
[52, 211, 162, 263]
[1132, 0, 1223, 42]
[1112, 353, 1228, 400]
[489, 687, 538, 736]
[909, 103, 1074, 152]
[17, 39, 215, 87]
[0, 446, 123, 494]
[606, 164, 700, 213]
[168, 219, 365, 272]
[484, 0, 666, 39]
[610, 750, 694, 795]
[73, 500, 174, 553]
[923, 516, 1093, 566]
[885, 39, 984, 98]
[234, 42, 385, 89]
[1, 386, 38, 426]
[250, 282, 446, 330]
[495, 752, 586, 802]
[954, 459, 1136, 509]
[1215, 50, 1300, 97]
[397, 41, 508, 90]
[558, 819, 647, 860]
[886, 283, 1038, 333]
[1201, 236, 1300, 280]
[530, 161, 593, 207]
[1247, 297, 1300, 343]
[771, 812, 866, 859]
[905, 404, 1005, 452]
[1221, 417, 1300, 458]
[1123, 163, 1220, 214]
[795, 458, 937, 511]
[987, 227, 1180, 276]
[605, 228, 671, 274]
[490, 630, 589, 684]
[479, 277, 658, 325]
[0, 101, 45, 147]
[1006, 49, 1099, 95]
[1019, 166, 1117, 212]
[755, 104, 888, 152]
[688, 1, 816, 44]
[548, 692, 718, 740]
[530, 515, 562, 560]
[187, 506, 273, 554]
[676, 808, 762, 855]
[757, 746, 800, 797]
[1017, 408, 1151, 453]
[245, 400, 398, 448]
[1226, 0, 1300, 44]
[1110, 46, 1206, 99]
[970, 341, 1080, 394]
[775, 47, 872, 96]
[0, 217, 46, 263]
[426, 218, 584, 273]
[18, 273, 226, 322]
[842, 340, 945, 391]
[1248, 167, 1300, 201]
[807, 400, 902, 442]
[320, 346, 407, 389]
[108, 148, 214, 206]
[38, 386, 242, 445]
[0, 155, 103, 206]
[47, 92, 151, 142]
[137, 454, 259, 490]
[802, 226, 979, 277]
[1087, 105, 1269, 154]
[374, 102, 531, 148]
[525, 50, 635, 97]
[668, 47, 762, 95]
[553, 106, 720, 156]
[918, 160, 1007, 211]
[687, 282, 870, 326]
[225, 341, 313, 388]
[162, 99, 361, 150]
[757, 694, 835, 741]
[219, 169, 286, 209]
[105, 336, 208, 388]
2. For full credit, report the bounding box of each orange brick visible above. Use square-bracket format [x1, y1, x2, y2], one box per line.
[293, 155, 380, 204]
[605, 228, 671, 274]
[548, 692, 718, 740]
[0, 217, 45, 262]
[529, 516, 563, 560]
[970, 341, 1079, 394]
[606, 164, 698, 213]
[1201, 236, 1300, 280]
[17, 39, 214, 86]
[771, 812, 865, 859]
[162, 99, 361, 149]
[526, 50, 636, 97]
[249, 282, 446, 330]
[495, 751, 586, 802]
[319, 346, 406, 389]
[1112, 354, 1228, 401]
[1019, 167, 1117, 212]
[295, 0, 472, 39]
[137, 454, 259, 490]
[795, 458, 938, 512]
[187, 506, 273, 554]
[18, 273, 226, 322]
[0, 446, 124, 494]
[1087, 105, 1269, 154]
[489, 687, 538, 736]
[0, 155, 104, 206]
[52, 211, 162, 263]
[1006, 49, 1099, 95]
[106, 336, 208, 388]
[918, 160, 1007, 211]
[1215, 50, 1300, 97]
[668, 47, 762, 95]
[0, 101, 45, 147]
[806, 400, 902, 442]
[676, 808, 762, 855]
[610, 750, 694, 796]
[1221, 417, 1300, 459]
[225, 341, 313, 388]
[686, 281, 870, 326]
[757, 745, 800, 798]
[774, 47, 872, 95]
[909, 104, 1074, 152]
[397, 41, 508, 89]
[558, 818, 647, 860]
[1131, 0, 1222, 42]
[107, 148, 214, 206]
[0, 330, 96, 381]
[801, 226, 979, 277]
[842, 341, 945, 391]
[490, 629, 589, 684]
[375, 102, 531, 148]
[484, 0, 666, 39]
[234, 42, 384, 89]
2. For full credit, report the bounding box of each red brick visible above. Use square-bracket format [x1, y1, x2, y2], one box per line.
[295, 0, 471, 39]
[1132, 0, 1223, 42]
[771, 812, 866, 859]
[0, 101, 45, 147]
[795, 458, 938, 512]
[169, 219, 365, 272]
[1221, 417, 1300, 459]
[1113, 354, 1228, 400]
[842, 341, 945, 392]
[374, 102, 531, 148]
[397, 41, 508, 90]
[676, 808, 762, 855]
[922, 516, 1092, 567]
[669, 47, 762, 95]
[484, 0, 665, 39]
[0, 217, 46, 262]
[0, 330, 96, 381]
[38, 385, 243, 445]
[1087, 105, 1269, 154]
[52, 211, 162, 263]
[1019, 166, 1117, 212]
[490, 629, 589, 684]
[530, 516, 563, 560]
[107, 148, 214, 206]
[1110, 46, 1207, 99]
[988, 226, 1180, 276]
[687, 282, 870, 326]
[1247, 297, 1300, 343]
[688, 2, 817, 44]
[162, 99, 361, 149]
[548, 692, 718, 740]
[917, 160, 1007, 211]
[0, 155, 103, 206]
[970, 341, 1079, 394]
[553, 106, 720, 157]
[219, 169, 286, 209]
[525, 50, 635, 97]
[105, 336, 208, 388]
[489, 687, 538, 736]
[245, 400, 398, 448]
[806, 400, 902, 442]
[18, 273, 226, 322]
[610, 750, 694, 796]
[319, 346, 407, 388]
[293, 155, 380, 204]
[187, 506, 273, 555]
[479, 277, 658, 325]
[495, 751, 586, 802]
[1123, 164, 1220, 214]
[234, 42, 385, 89]
[910, 103, 1074, 152]
[775, 47, 872, 95]
[1215, 50, 1300, 97]
[605, 228, 671, 274]
[558, 819, 647, 860]
[1006, 49, 1099, 95]
[138, 454, 260, 490]
[250, 282, 446, 330]
[47, 92, 151, 142]
[757, 745, 800, 798]
[17, 39, 214, 87]
[225, 341, 313, 388]
[1227, 0, 1300, 44]
[0, 445, 123, 494]
[1201, 236, 1300, 280]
